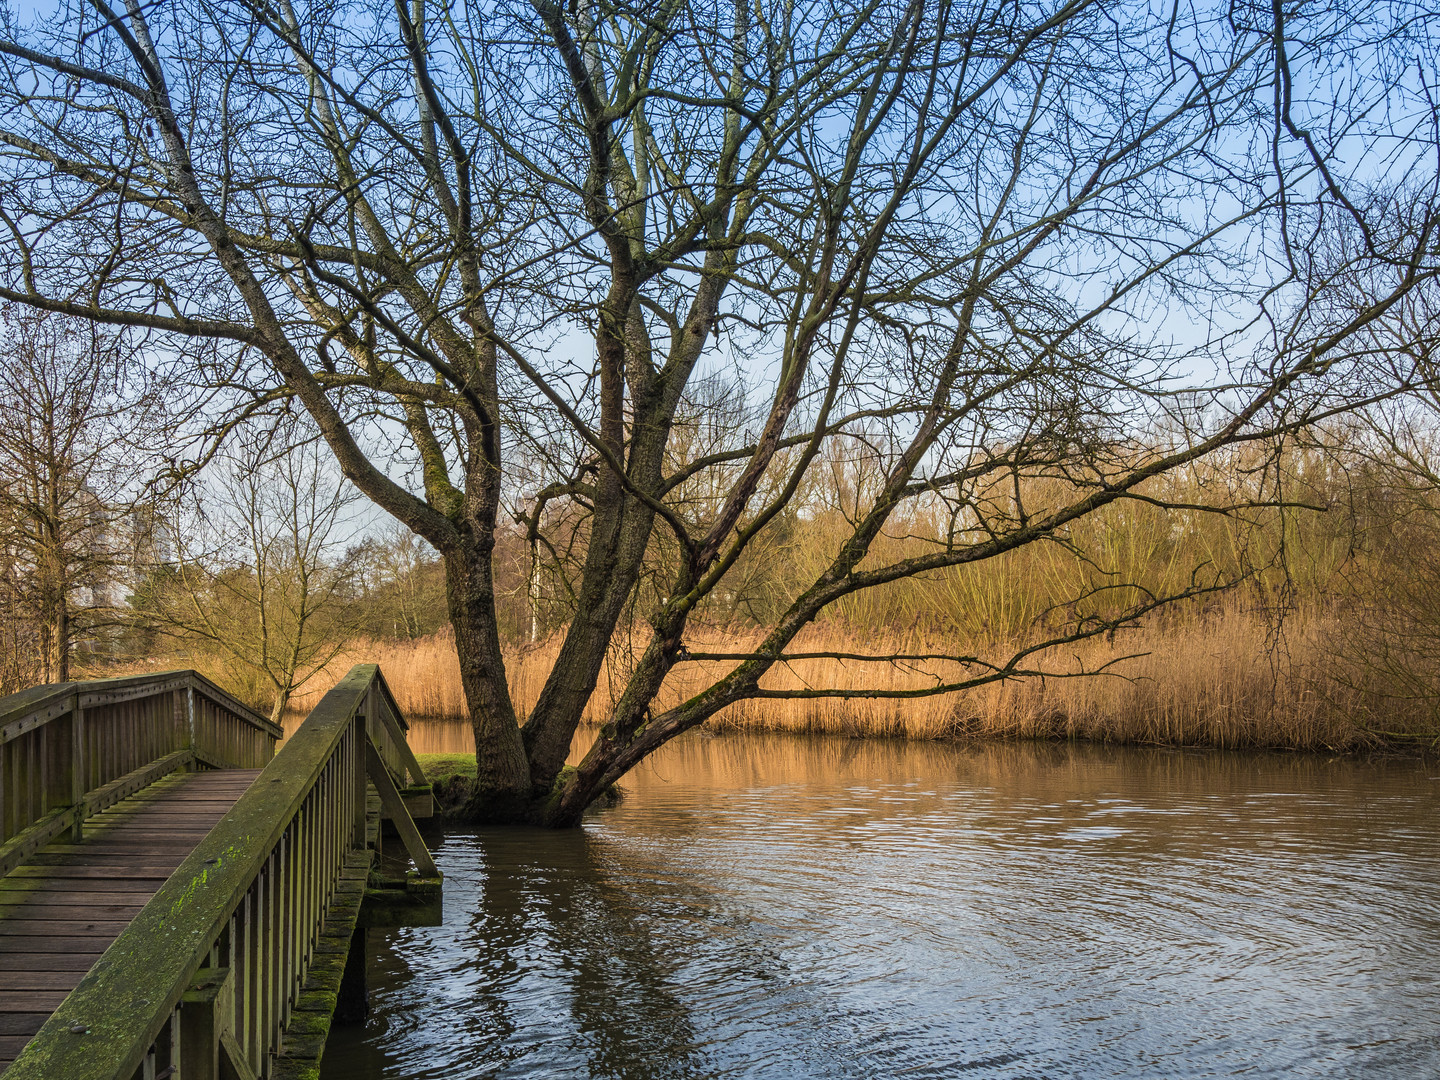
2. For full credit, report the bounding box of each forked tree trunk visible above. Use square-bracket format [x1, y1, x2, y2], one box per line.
[444, 544, 531, 817]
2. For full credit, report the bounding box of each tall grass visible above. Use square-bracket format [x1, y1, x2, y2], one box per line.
[281, 603, 1376, 752]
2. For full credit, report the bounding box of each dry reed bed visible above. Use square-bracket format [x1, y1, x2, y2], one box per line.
[286, 608, 1371, 752]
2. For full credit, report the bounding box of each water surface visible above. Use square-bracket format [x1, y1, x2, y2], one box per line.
[321, 732, 1440, 1079]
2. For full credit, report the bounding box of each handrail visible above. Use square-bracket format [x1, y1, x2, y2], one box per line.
[0, 669, 280, 744]
[3, 663, 438, 1080]
[0, 670, 279, 877]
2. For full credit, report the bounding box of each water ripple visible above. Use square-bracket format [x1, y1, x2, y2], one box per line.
[322, 737, 1440, 1079]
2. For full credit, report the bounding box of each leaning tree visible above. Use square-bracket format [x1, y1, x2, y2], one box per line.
[0, 0, 1435, 823]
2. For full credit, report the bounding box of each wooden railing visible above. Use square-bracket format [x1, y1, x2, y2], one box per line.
[0, 671, 280, 876]
[4, 664, 438, 1080]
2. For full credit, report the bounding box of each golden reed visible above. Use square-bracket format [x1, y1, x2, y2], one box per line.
[279, 603, 1376, 752]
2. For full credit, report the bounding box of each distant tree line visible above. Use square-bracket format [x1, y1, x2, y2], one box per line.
[4, 296, 1440, 741]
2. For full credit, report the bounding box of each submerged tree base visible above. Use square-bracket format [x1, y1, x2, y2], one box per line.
[420, 758, 623, 827]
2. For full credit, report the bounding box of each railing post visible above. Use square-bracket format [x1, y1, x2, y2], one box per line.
[179, 967, 233, 1080]
[69, 695, 84, 842]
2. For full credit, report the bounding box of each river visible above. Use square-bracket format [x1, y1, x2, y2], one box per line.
[320, 729, 1440, 1079]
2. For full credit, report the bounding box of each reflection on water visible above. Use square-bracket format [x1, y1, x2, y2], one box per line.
[321, 730, 1440, 1079]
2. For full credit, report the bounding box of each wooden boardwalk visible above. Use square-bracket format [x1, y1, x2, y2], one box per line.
[0, 665, 440, 1080]
[0, 769, 260, 1070]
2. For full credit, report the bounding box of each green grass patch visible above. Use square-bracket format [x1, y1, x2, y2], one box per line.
[414, 752, 476, 783]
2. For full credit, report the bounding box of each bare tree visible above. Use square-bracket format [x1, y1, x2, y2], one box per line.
[355, 524, 449, 641]
[0, 0, 1436, 823]
[0, 305, 154, 686]
[139, 425, 364, 723]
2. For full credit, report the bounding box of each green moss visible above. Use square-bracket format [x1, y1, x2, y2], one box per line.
[414, 753, 477, 783]
[282, 1009, 332, 1041]
[543, 765, 578, 818]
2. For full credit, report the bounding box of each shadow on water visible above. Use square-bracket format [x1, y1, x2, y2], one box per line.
[322, 731, 1440, 1079]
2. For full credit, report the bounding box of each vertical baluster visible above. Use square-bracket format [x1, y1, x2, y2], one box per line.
[264, 851, 280, 1068]
[351, 718, 366, 853]
[25, 727, 37, 829]
[272, 841, 287, 1058]
[38, 719, 49, 817]
[247, 875, 265, 1070]
[100, 701, 107, 787]
[301, 800, 314, 973]
[70, 699, 85, 840]
[186, 683, 197, 760]
[232, 892, 251, 1071]
[0, 741, 9, 842]
[317, 775, 326, 942]
[4, 741, 15, 840]
[278, 828, 293, 1032]
[89, 702, 99, 790]
[166, 1008, 180, 1080]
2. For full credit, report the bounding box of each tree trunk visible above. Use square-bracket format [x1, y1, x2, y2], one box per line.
[52, 597, 67, 682]
[445, 544, 531, 818]
[268, 687, 290, 728]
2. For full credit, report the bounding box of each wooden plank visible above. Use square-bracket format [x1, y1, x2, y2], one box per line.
[0, 994, 64, 1014]
[15, 866, 186, 879]
[4, 865, 180, 878]
[0, 939, 108, 956]
[0, 971, 96, 990]
[0, 905, 147, 922]
[0, 808, 81, 883]
[0, 922, 134, 937]
[3, 885, 173, 904]
[0, 955, 98, 972]
[0, 1023, 48, 1043]
[0, 887, 164, 903]
[90, 793, 255, 807]
[0, 1033, 33, 1055]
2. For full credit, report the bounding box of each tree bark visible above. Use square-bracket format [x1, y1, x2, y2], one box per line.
[445, 543, 531, 814]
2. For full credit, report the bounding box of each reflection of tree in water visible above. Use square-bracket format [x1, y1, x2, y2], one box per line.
[467, 827, 710, 1080]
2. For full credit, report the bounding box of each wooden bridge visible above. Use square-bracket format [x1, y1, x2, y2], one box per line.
[0, 663, 441, 1080]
